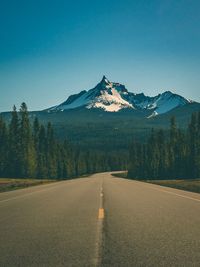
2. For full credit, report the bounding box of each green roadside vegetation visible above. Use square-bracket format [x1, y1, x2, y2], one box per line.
[112, 172, 128, 179]
[145, 179, 200, 194]
[128, 112, 200, 180]
[0, 178, 56, 193]
[0, 103, 127, 181]
[112, 172, 200, 194]
[0, 173, 92, 193]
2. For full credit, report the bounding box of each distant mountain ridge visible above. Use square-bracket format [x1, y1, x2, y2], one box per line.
[48, 76, 194, 117]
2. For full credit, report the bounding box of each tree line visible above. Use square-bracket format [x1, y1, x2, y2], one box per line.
[128, 112, 200, 180]
[0, 103, 126, 179]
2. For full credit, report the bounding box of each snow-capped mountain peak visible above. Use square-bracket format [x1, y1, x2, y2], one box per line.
[48, 76, 193, 116]
[100, 75, 110, 85]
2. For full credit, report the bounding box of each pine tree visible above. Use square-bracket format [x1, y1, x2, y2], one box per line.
[128, 142, 139, 178]
[19, 103, 36, 177]
[8, 105, 21, 177]
[0, 117, 8, 176]
[46, 122, 57, 178]
[197, 112, 200, 177]
[188, 113, 198, 178]
[169, 117, 178, 178]
[76, 151, 86, 176]
[37, 125, 47, 178]
[157, 129, 165, 178]
[33, 117, 40, 148]
[128, 113, 200, 180]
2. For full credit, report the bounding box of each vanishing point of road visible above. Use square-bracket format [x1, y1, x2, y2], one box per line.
[1, 172, 200, 267]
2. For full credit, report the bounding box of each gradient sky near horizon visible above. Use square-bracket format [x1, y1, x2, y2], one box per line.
[0, 0, 200, 111]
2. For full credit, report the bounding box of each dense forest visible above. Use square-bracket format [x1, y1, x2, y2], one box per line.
[0, 103, 126, 179]
[1, 103, 200, 180]
[128, 112, 200, 180]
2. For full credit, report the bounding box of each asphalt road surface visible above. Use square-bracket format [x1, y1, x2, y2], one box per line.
[1, 172, 200, 267]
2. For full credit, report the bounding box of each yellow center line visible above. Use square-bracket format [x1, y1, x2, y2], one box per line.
[98, 208, 104, 219]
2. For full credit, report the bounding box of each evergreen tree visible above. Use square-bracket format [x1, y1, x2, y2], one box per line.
[2, 102, 200, 181]
[188, 113, 198, 178]
[128, 112, 200, 180]
[197, 112, 200, 177]
[19, 103, 36, 177]
[8, 106, 21, 177]
[0, 117, 8, 176]
[37, 125, 47, 178]
[46, 123, 57, 178]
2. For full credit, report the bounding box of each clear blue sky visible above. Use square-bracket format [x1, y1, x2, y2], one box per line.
[0, 0, 200, 111]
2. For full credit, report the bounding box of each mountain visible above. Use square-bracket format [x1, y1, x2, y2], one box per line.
[47, 76, 193, 117]
[1, 76, 199, 158]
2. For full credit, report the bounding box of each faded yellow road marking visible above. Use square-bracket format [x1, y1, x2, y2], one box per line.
[98, 208, 104, 219]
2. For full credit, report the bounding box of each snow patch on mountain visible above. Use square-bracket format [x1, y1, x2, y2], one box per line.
[152, 91, 189, 114]
[87, 87, 133, 111]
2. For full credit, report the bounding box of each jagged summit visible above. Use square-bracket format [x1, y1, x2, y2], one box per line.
[101, 75, 109, 83]
[48, 76, 193, 116]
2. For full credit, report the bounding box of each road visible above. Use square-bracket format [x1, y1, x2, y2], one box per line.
[1, 172, 200, 266]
